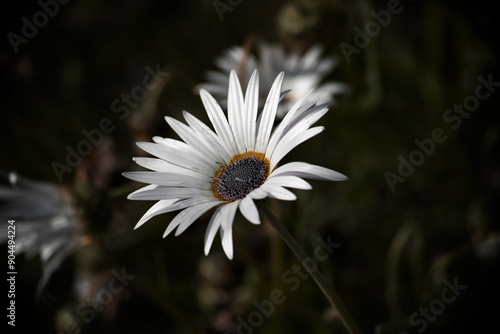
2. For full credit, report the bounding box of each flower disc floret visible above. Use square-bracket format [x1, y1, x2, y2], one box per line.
[212, 152, 270, 202]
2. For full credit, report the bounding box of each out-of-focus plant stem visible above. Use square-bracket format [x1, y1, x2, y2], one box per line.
[258, 200, 363, 334]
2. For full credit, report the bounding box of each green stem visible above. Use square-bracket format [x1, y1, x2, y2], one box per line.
[257, 201, 363, 334]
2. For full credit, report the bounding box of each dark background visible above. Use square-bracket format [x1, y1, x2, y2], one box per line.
[1, 0, 499, 333]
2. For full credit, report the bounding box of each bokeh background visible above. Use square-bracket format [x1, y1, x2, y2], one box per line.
[1, 0, 499, 333]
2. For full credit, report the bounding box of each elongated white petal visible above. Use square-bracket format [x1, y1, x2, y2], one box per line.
[244, 70, 259, 151]
[182, 110, 216, 136]
[261, 183, 297, 201]
[228, 70, 246, 152]
[136, 142, 214, 176]
[278, 103, 328, 140]
[220, 224, 234, 260]
[132, 157, 171, 172]
[182, 111, 232, 162]
[248, 187, 268, 200]
[255, 72, 284, 152]
[220, 201, 238, 232]
[270, 126, 325, 169]
[123, 172, 208, 189]
[204, 206, 223, 255]
[270, 161, 348, 181]
[200, 89, 238, 156]
[127, 184, 158, 198]
[219, 202, 238, 259]
[128, 187, 213, 200]
[301, 45, 324, 69]
[137, 198, 217, 228]
[265, 175, 312, 190]
[162, 202, 218, 238]
[133, 157, 187, 174]
[268, 102, 328, 154]
[238, 196, 260, 225]
[134, 199, 179, 229]
[131, 158, 207, 179]
[174, 201, 220, 236]
[265, 90, 314, 158]
[165, 116, 220, 167]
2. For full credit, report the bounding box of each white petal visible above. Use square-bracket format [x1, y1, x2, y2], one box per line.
[127, 184, 158, 198]
[136, 142, 214, 176]
[227, 70, 246, 152]
[174, 201, 220, 236]
[220, 201, 238, 232]
[255, 72, 284, 153]
[162, 201, 218, 238]
[132, 157, 171, 172]
[270, 161, 348, 181]
[279, 104, 328, 139]
[248, 187, 268, 200]
[219, 201, 238, 259]
[132, 158, 207, 178]
[134, 157, 187, 174]
[270, 126, 325, 169]
[271, 100, 320, 142]
[244, 70, 259, 151]
[200, 89, 238, 157]
[128, 187, 213, 200]
[238, 196, 260, 225]
[152, 136, 166, 144]
[182, 110, 216, 135]
[134, 199, 179, 229]
[183, 111, 232, 162]
[260, 183, 297, 201]
[301, 45, 324, 69]
[265, 175, 312, 190]
[220, 224, 234, 260]
[204, 206, 223, 255]
[123, 171, 208, 189]
[311, 82, 350, 98]
[269, 102, 328, 158]
[265, 90, 314, 158]
[135, 197, 217, 229]
[317, 56, 337, 73]
[165, 116, 220, 167]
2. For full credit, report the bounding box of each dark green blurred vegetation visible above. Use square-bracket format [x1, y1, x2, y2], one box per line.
[1, 0, 499, 333]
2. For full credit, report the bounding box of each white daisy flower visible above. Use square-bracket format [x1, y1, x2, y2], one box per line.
[124, 70, 347, 259]
[197, 43, 349, 118]
[0, 172, 83, 295]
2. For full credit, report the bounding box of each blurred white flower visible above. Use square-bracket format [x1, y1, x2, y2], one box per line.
[0, 172, 83, 296]
[197, 43, 349, 118]
[124, 70, 347, 260]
